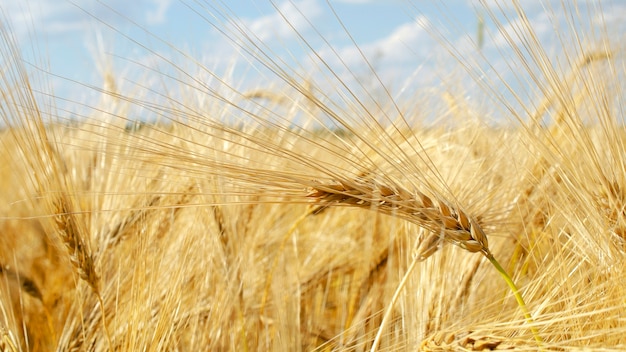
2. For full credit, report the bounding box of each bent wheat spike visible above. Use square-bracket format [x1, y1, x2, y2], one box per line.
[307, 178, 490, 258]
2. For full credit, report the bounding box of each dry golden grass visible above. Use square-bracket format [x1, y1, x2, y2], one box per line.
[1, 0, 626, 351]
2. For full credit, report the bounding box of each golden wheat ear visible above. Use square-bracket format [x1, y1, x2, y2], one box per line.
[307, 178, 489, 257]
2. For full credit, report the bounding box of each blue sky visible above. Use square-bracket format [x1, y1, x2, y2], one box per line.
[2, 0, 625, 119]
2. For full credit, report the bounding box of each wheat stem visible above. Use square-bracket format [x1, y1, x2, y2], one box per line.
[259, 207, 312, 317]
[370, 253, 419, 352]
[96, 295, 113, 351]
[485, 252, 544, 349]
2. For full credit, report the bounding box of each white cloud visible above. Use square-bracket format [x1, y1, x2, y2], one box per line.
[373, 16, 434, 62]
[245, 0, 322, 42]
[0, 0, 80, 39]
[296, 14, 443, 97]
[0, 0, 172, 41]
[592, 2, 626, 36]
[334, 0, 377, 3]
[317, 15, 434, 71]
[482, 0, 626, 53]
[145, 0, 172, 25]
[467, 0, 550, 12]
[487, 14, 538, 49]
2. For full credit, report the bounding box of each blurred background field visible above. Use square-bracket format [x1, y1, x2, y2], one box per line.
[1, 1, 626, 351]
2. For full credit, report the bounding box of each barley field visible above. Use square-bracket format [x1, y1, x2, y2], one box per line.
[1, 0, 625, 351]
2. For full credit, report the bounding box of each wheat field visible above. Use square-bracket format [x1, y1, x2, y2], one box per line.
[1, 0, 625, 351]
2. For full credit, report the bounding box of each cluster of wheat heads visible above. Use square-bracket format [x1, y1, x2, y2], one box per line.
[1, 0, 626, 351]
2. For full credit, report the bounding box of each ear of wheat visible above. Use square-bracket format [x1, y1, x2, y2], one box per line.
[306, 177, 490, 258]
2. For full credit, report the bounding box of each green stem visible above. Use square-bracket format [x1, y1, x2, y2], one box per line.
[484, 251, 544, 348]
